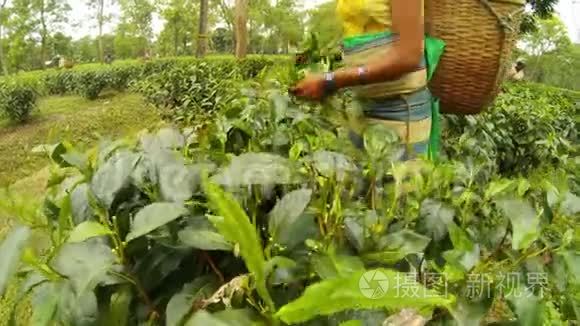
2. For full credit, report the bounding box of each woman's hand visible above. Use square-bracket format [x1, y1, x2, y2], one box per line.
[289, 74, 325, 101]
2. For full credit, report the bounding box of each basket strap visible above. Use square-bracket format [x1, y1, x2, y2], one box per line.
[478, 0, 524, 33]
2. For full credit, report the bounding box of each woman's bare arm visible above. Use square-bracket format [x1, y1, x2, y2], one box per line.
[333, 0, 424, 89]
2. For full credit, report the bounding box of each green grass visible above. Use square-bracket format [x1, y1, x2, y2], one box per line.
[0, 91, 163, 187]
[0, 92, 163, 325]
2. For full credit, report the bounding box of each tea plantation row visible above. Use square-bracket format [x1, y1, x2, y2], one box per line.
[0, 56, 290, 123]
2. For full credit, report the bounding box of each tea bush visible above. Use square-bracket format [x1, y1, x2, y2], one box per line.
[75, 69, 112, 100]
[0, 56, 289, 103]
[443, 83, 579, 177]
[0, 78, 578, 325]
[0, 79, 38, 123]
[132, 61, 250, 124]
[42, 70, 77, 96]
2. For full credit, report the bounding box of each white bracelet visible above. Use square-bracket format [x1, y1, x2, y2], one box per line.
[358, 66, 369, 85]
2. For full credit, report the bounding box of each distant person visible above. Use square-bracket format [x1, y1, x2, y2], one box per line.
[105, 54, 114, 64]
[507, 60, 526, 81]
[58, 56, 66, 69]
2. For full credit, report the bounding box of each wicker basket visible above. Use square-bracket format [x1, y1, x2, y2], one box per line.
[425, 0, 526, 115]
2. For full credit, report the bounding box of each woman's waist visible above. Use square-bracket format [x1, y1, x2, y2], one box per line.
[357, 87, 433, 122]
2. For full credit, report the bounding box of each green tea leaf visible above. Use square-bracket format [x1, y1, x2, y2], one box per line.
[276, 268, 453, 324]
[364, 230, 431, 265]
[157, 127, 185, 149]
[166, 276, 218, 326]
[308, 151, 357, 181]
[363, 124, 399, 160]
[497, 199, 539, 250]
[212, 153, 297, 186]
[178, 227, 232, 251]
[485, 179, 517, 199]
[51, 240, 123, 294]
[67, 221, 112, 243]
[158, 162, 197, 204]
[106, 285, 133, 326]
[203, 181, 275, 311]
[312, 253, 365, 279]
[506, 287, 545, 326]
[70, 183, 94, 225]
[339, 321, 363, 326]
[61, 151, 90, 173]
[126, 203, 188, 242]
[268, 189, 312, 245]
[0, 225, 31, 296]
[32, 142, 68, 167]
[185, 309, 263, 326]
[185, 311, 230, 326]
[444, 224, 480, 271]
[450, 297, 494, 326]
[91, 151, 141, 209]
[420, 199, 455, 241]
[264, 256, 297, 280]
[382, 230, 431, 255]
[30, 282, 59, 326]
[448, 222, 474, 251]
[561, 192, 580, 216]
[57, 281, 99, 326]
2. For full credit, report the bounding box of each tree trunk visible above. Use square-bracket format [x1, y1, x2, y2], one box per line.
[173, 20, 179, 55]
[40, 0, 47, 69]
[0, 0, 8, 75]
[0, 24, 5, 75]
[97, 0, 104, 63]
[196, 0, 209, 58]
[234, 0, 248, 58]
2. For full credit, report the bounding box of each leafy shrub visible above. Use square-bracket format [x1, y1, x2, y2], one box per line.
[0, 83, 578, 325]
[75, 69, 111, 100]
[109, 63, 143, 91]
[0, 79, 38, 123]
[0, 56, 289, 103]
[133, 62, 244, 123]
[42, 70, 77, 95]
[443, 82, 579, 177]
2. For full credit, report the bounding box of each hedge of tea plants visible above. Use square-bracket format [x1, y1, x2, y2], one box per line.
[0, 63, 578, 326]
[443, 82, 579, 177]
[0, 78, 38, 123]
[0, 56, 289, 123]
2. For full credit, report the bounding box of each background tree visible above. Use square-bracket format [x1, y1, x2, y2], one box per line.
[234, 0, 247, 58]
[118, 0, 154, 57]
[196, 0, 209, 57]
[49, 31, 73, 58]
[31, 0, 70, 67]
[305, 1, 342, 49]
[519, 17, 578, 89]
[156, 0, 197, 56]
[211, 26, 232, 53]
[0, 0, 9, 75]
[521, 0, 559, 33]
[262, 0, 303, 54]
[87, 0, 114, 63]
[6, 0, 36, 71]
[73, 36, 99, 62]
